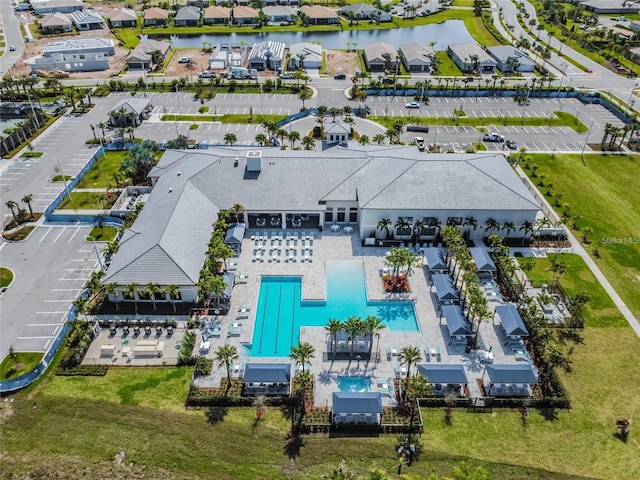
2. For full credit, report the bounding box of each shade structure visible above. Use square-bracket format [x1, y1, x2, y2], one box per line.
[485, 364, 538, 385]
[469, 247, 496, 272]
[224, 222, 245, 244]
[332, 392, 383, 415]
[495, 304, 528, 337]
[432, 273, 459, 302]
[424, 247, 447, 272]
[243, 363, 291, 383]
[418, 363, 469, 385]
[442, 305, 472, 336]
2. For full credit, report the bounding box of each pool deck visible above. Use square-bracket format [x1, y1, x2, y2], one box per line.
[191, 230, 526, 407]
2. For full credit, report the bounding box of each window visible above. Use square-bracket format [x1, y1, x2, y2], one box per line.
[325, 210, 333, 223]
[170, 291, 182, 301]
[395, 216, 412, 236]
[337, 207, 346, 222]
[447, 216, 463, 226]
[349, 208, 358, 223]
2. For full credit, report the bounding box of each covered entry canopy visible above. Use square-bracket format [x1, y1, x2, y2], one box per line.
[424, 247, 447, 272]
[495, 304, 528, 337]
[469, 247, 496, 272]
[432, 273, 459, 302]
[418, 363, 469, 385]
[332, 392, 383, 415]
[442, 305, 471, 336]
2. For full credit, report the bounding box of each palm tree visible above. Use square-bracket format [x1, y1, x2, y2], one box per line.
[288, 130, 301, 149]
[123, 283, 139, 314]
[144, 282, 161, 310]
[377, 218, 392, 239]
[412, 219, 426, 241]
[343, 316, 363, 358]
[406, 373, 431, 425]
[255, 133, 268, 146]
[290, 341, 315, 374]
[5, 200, 18, 221]
[534, 217, 552, 238]
[165, 284, 180, 312]
[485, 218, 501, 236]
[363, 315, 385, 358]
[503, 221, 516, 239]
[519, 220, 534, 245]
[372, 133, 385, 145]
[299, 88, 312, 108]
[215, 344, 239, 394]
[326, 318, 342, 357]
[20, 193, 33, 218]
[229, 203, 245, 224]
[210, 275, 228, 310]
[302, 136, 315, 150]
[399, 345, 421, 381]
[104, 282, 120, 311]
[394, 218, 411, 237]
[224, 132, 237, 145]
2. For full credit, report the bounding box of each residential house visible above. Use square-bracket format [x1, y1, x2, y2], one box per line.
[242, 363, 291, 396]
[332, 392, 383, 425]
[232, 6, 259, 26]
[363, 42, 398, 72]
[263, 5, 296, 23]
[248, 40, 286, 71]
[579, 0, 640, 14]
[39, 12, 73, 34]
[126, 39, 171, 70]
[399, 42, 435, 72]
[42, 38, 115, 57]
[487, 45, 536, 73]
[448, 43, 497, 74]
[70, 9, 106, 30]
[109, 7, 137, 28]
[203, 6, 231, 25]
[209, 43, 248, 69]
[339, 3, 391, 22]
[108, 98, 152, 127]
[630, 20, 640, 32]
[175, 6, 201, 27]
[31, 0, 83, 15]
[299, 5, 339, 24]
[289, 42, 322, 70]
[143, 7, 169, 27]
[32, 53, 110, 72]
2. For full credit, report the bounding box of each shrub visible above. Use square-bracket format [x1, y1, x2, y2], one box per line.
[56, 365, 108, 376]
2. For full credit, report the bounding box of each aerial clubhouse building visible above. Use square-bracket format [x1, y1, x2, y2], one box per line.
[102, 147, 540, 303]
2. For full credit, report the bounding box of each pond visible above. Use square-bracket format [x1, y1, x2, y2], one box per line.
[144, 20, 474, 51]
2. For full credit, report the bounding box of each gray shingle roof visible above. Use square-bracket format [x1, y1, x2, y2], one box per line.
[332, 392, 383, 414]
[244, 363, 291, 383]
[418, 363, 469, 384]
[486, 364, 539, 384]
[109, 98, 151, 116]
[399, 42, 435, 65]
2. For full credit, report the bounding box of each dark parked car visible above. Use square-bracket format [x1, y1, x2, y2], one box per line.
[506, 140, 517, 150]
[334, 73, 346, 80]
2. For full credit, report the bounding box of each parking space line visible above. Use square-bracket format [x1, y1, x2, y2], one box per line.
[38, 227, 52, 243]
[35, 311, 68, 314]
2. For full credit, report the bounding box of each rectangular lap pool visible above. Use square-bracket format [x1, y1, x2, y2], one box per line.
[249, 260, 418, 357]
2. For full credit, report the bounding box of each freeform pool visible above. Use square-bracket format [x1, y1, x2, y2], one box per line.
[337, 376, 371, 392]
[249, 260, 418, 357]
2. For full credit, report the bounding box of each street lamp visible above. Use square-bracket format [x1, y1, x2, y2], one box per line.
[91, 123, 107, 160]
[521, 87, 531, 126]
[86, 235, 105, 270]
[56, 158, 71, 202]
[173, 85, 182, 138]
[580, 118, 595, 161]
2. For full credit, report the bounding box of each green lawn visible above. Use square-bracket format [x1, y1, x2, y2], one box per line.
[51, 174, 72, 182]
[522, 154, 640, 319]
[77, 151, 129, 189]
[435, 51, 463, 76]
[87, 226, 117, 242]
[58, 192, 116, 211]
[0, 266, 14, 287]
[1, 352, 43, 380]
[160, 114, 286, 124]
[19, 151, 44, 158]
[518, 254, 627, 328]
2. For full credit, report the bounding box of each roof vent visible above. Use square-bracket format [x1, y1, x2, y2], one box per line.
[246, 150, 262, 172]
[168, 188, 173, 193]
[177, 171, 181, 176]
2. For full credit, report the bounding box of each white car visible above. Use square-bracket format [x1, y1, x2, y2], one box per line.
[405, 101, 420, 109]
[9, 45, 16, 51]
[178, 57, 192, 64]
[198, 71, 215, 78]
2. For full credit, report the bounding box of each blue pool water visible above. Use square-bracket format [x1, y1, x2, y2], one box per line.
[338, 376, 371, 392]
[249, 260, 418, 357]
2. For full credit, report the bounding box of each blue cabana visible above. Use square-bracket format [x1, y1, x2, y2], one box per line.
[484, 364, 539, 397]
[243, 363, 291, 396]
[469, 247, 496, 272]
[442, 305, 472, 337]
[431, 273, 459, 303]
[332, 392, 383, 425]
[424, 247, 447, 272]
[495, 304, 529, 337]
[418, 363, 469, 385]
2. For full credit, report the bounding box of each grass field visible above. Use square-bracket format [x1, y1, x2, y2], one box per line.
[19, 151, 44, 158]
[87, 226, 117, 242]
[0, 266, 14, 287]
[58, 192, 117, 211]
[160, 114, 286, 124]
[77, 151, 129, 189]
[0, 352, 44, 381]
[435, 51, 463, 76]
[522, 154, 640, 319]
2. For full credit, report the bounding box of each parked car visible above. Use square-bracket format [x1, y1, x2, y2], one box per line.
[407, 124, 429, 133]
[414, 136, 426, 151]
[198, 71, 215, 78]
[334, 73, 346, 80]
[9, 45, 16, 51]
[178, 57, 192, 64]
[506, 140, 517, 150]
[483, 132, 505, 142]
[405, 101, 420, 109]
[279, 72, 294, 79]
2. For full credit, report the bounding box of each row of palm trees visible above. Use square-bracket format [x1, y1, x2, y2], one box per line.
[4, 194, 34, 222]
[325, 316, 386, 358]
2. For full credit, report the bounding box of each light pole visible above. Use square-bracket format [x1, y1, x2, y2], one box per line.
[26, 93, 41, 129]
[56, 158, 71, 202]
[174, 85, 182, 138]
[91, 123, 107, 160]
[580, 118, 595, 161]
[521, 87, 531, 126]
[86, 235, 105, 270]
[259, 82, 264, 117]
[433, 116, 438, 145]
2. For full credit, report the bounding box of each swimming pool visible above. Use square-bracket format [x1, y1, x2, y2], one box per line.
[337, 376, 371, 392]
[249, 260, 419, 357]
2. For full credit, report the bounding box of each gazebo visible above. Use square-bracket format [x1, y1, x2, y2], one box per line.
[424, 247, 448, 273]
[332, 392, 383, 425]
[431, 273, 459, 304]
[224, 222, 246, 256]
[483, 364, 538, 397]
[441, 304, 472, 344]
[417, 363, 469, 397]
[243, 363, 291, 396]
[469, 247, 496, 275]
[495, 304, 528, 344]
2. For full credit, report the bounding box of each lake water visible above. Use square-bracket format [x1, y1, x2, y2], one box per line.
[145, 21, 473, 51]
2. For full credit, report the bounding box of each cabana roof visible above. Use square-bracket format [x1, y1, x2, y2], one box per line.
[469, 247, 496, 272]
[418, 363, 469, 385]
[424, 247, 447, 271]
[496, 304, 528, 337]
[332, 392, 383, 414]
[432, 273, 459, 301]
[224, 222, 245, 244]
[243, 363, 291, 383]
[442, 305, 472, 336]
[486, 364, 538, 384]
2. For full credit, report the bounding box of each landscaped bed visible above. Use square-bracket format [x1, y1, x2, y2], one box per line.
[0, 352, 44, 381]
[2, 226, 36, 241]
